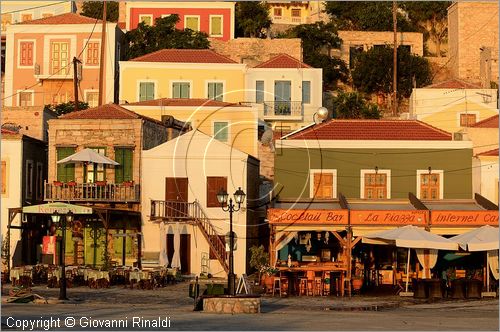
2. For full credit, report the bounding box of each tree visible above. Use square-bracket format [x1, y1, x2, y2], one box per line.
[44, 101, 89, 116]
[235, 1, 272, 38]
[325, 1, 416, 32]
[351, 45, 432, 98]
[401, 2, 451, 57]
[81, 1, 119, 22]
[124, 15, 210, 59]
[282, 22, 349, 88]
[332, 92, 381, 119]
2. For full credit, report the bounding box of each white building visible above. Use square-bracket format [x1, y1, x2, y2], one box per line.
[141, 130, 260, 277]
[473, 148, 499, 204]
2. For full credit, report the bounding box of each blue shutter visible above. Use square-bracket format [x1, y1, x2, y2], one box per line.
[302, 81, 311, 104]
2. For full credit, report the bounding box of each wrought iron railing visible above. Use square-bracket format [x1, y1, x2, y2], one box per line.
[44, 181, 140, 202]
[263, 101, 303, 118]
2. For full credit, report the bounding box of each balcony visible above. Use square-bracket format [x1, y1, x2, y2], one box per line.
[44, 181, 140, 203]
[263, 101, 303, 121]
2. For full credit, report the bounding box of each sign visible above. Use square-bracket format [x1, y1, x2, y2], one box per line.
[42, 236, 56, 254]
[268, 209, 348, 225]
[23, 202, 93, 215]
[351, 210, 428, 225]
[431, 211, 499, 226]
[236, 274, 251, 294]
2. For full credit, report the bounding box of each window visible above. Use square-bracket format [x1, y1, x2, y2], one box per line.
[209, 235, 225, 259]
[114, 148, 133, 183]
[273, 8, 282, 17]
[420, 173, 440, 200]
[256, 81, 264, 103]
[20, 41, 34, 66]
[349, 45, 364, 69]
[50, 41, 69, 75]
[291, 9, 301, 17]
[398, 45, 411, 53]
[206, 176, 227, 207]
[208, 82, 223, 101]
[86, 91, 99, 108]
[213, 122, 229, 142]
[19, 92, 32, 106]
[21, 14, 33, 22]
[85, 148, 106, 183]
[1, 14, 12, 31]
[42, 13, 53, 18]
[1, 161, 6, 194]
[172, 82, 190, 98]
[302, 81, 311, 104]
[26, 160, 33, 199]
[86, 41, 99, 65]
[139, 15, 153, 26]
[185, 16, 199, 31]
[310, 170, 336, 199]
[139, 82, 155, 101]
[210, 16, 223, 36]
[460, 113, 477, 127]
[36, 162, 43, 199]
[57, 147, 75, 182]
[364, 173, 387, 199]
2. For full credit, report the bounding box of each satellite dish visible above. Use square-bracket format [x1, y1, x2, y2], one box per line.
[314, 107, 329, 123]
[260, 128, 275, 152]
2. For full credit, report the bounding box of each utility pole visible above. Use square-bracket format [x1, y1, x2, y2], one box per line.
[72, 57, 81, 112]
[392, 0, 398, 116]
[98, 0, 107, 106]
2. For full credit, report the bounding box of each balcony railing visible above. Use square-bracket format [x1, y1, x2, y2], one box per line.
[263, 101, 303, 119]
[44, 181, 140, 203]
[150, 200, 201, 221]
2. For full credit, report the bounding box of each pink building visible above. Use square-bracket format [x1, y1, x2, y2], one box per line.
[4, 13, 122, 107]
[125, 1, 235, 41]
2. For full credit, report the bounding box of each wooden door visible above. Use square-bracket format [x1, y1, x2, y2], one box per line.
[165, 178, 189, 218]
[180, 234, 190, 274]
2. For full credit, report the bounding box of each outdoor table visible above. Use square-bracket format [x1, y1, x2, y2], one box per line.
[425, 279, 442, 298]
[278, 264, 347, 296]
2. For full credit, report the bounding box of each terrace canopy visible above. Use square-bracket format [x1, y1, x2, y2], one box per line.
[57, 148, 119, 165]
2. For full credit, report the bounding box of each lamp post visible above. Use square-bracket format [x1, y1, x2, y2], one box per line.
[51, 210, 73, 300]
[216, 187, 246, 296]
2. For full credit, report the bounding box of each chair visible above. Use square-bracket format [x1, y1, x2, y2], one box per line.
[298, 275, 309, 296]
[313, 272, 323, 296]
[306, 271, 315, 296]
[394, 272, 405, 295]
[322, 272, 330, 296]
[272, 276, 282, 296]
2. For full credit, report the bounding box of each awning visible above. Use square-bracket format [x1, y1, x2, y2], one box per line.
[57, 148, 119, 165]
[22, 202, 93, 215]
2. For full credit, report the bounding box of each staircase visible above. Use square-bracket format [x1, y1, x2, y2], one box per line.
[150, 200, 228, 273]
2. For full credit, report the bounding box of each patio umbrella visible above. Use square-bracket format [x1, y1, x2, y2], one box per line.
[363, 225, 458, 292]
[450, 225, 499, 292]
[57, 148, 119, 165]
[159, 222, 169, 267]
[171, 222, 181, 270]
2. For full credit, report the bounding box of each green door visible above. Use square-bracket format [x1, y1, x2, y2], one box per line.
[84, 227, 105, 266]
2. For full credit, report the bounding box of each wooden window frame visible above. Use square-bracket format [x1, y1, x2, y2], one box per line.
[209, 15, 223, 37]
[291, 8, 301, 17]
[50, 40, 70, 75]
[207, 81, 224, 101]
[138, 81, 156, 101]
[84, 90, 99, 108]
[18, 90, 34, 106]
[184, 15, 200, 31]
[309, 169, 337, 199]
[171, 81, 191, 99]
[360, 169, 391, 199]
[206, 176, 227, 208]
[84, 147, 106, 183]
[273, 8, 282, 17]
[84, 40, 100, 66]
[459, 113, 477, 127]
[19, 40, 35, 67]
[416, 170, 443, 200]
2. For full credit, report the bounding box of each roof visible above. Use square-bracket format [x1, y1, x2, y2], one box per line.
[124, 98, 246, 108]
[129, 49, 237, 63]
[471, 115, 499, 128]
[18, 13, 101, 25]
[476, 148, 499, 157]
[59, 103, 166, 126]
[254, 54, 311, 68]
[425, 79, 482, 89]
[284, 119, 453, 141]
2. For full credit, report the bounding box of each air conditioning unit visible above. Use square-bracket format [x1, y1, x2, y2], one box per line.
[453, 132, 463, 141]
[34, 63, 40, 75]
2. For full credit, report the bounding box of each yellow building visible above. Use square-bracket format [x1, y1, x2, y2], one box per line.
[409, 79, 498, 134]
[119, 49, 246, 104]
[266, 1, 326, 26]
[122, 98, 258, 157]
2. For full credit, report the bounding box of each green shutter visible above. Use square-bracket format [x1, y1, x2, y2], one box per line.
[215, 83, 223, 101]
[214, 122, 228, 142]
[115, 148, 124, 183]
[173, 83, 180, 98]
[256, 81, 264, 103]
[139, 83, 154, 101]
[302, 81, 311, 104]
[211, 16, 222, 35]
[181, 83, 189, 98]
[114, 148, 133, 183]
[57, 147, 75, 182]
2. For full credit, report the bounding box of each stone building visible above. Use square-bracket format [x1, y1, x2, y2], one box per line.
[448, 1, 499, 85]
[1, 106, 57, 142]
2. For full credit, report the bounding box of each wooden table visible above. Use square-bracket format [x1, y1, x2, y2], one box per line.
[278, 264, 347, 296]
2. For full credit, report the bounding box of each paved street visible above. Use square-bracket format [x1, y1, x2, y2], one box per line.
[1, 283, 498, 330]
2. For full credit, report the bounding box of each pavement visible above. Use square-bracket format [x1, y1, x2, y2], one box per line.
[1, 282, 498, 330]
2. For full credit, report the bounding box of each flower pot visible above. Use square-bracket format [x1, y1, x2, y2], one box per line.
[352, 278, 363, 291]
[262, 275, 274, 292]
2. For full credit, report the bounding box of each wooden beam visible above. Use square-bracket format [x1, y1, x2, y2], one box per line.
[331, 231, 345, 246]
[351, 236, 361, 249]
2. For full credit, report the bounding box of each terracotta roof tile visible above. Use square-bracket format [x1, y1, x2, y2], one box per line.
[476, 148, 499, 157]
[124, 98, 247, 107]
[130, 49, 237, 63]
[285, 119, 453, 141]
[471, 115, 499, 128]
[425, 79, 482, 89]
[254, 54, 311, 68]
[18, 13, 101, 25]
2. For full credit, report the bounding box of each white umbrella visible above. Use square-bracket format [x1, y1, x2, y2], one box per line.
[171, 222, 181, 270]
[450, 225, 499, 292]
[363, 225, 458, 293]
[159, 223, 169, 267]
[57, 148, 119, 165]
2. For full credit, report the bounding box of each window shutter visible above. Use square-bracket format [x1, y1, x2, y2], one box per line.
[215, 83, 223, 101]
[208, 83, 215, 100]
[123, 149, 133, 181]
[57, 147, 75, 182]
[207, 177, 227, 207]
[114, 148, 124, 183]
[139, 83, 146, 101]
[181, 83, 189, 98]
[302, 81, 311, 104]
[256, 81, 264, 103]
[173, 83, 180, 98]
[211, 17, 222, 35]
[146, 83, 154, 100]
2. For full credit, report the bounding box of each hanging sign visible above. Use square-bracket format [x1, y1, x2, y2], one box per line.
[431, 211, 499, 226]
[268, 209, 348, 225]
[350, 210, 428, 225]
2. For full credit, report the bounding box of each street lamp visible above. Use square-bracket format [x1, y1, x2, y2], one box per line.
[51, 210, 73, 300]
[217, 187, 246, 296]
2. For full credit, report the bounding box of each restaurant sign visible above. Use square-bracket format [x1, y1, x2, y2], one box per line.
[22, 202, 93, 215]
[431, 211, 499, 226]
[351, 210, 428, 225]
[267, 209, 348, 225]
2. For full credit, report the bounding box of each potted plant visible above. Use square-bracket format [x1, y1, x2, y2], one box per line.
[249, 245, 269, 282]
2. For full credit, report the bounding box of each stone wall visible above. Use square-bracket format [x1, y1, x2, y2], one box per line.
[448, 2, 499, 84]
[209, 38, 302, 66]
[258, 143, 275, 181]
[203, 296, 261, 314]
[1, 106, 57, 142]
[142, 120, 169, 151]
